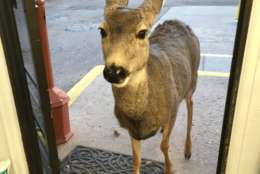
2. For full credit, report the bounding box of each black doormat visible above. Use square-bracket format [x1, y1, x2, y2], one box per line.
[60, 146, 164, 174]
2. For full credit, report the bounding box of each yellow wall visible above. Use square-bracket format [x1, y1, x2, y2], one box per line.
[0, 38, 29, 173]
[226, 0, 260, 173]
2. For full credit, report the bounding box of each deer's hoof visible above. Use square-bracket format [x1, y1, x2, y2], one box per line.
[184, 152, 191, 160]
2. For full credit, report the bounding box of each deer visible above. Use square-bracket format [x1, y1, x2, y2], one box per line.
[99, 0, 200, 173]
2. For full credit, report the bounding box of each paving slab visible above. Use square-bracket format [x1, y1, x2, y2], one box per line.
[58, 75, 228, 174]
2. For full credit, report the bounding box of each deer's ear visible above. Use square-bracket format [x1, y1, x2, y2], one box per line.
[139, 0, 164, 25]
[105, 0, 129, 10]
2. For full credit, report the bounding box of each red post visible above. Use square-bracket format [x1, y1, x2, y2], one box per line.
[36, 0, 73, 145]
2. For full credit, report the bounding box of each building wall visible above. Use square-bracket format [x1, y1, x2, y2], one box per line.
[226, 0, 260, 173]
[0, 38, 29, 173]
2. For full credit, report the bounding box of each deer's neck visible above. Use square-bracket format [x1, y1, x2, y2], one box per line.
[112, 67, 149, 119]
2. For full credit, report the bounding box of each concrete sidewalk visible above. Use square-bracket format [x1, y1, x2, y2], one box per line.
[58, 75, 228, 174]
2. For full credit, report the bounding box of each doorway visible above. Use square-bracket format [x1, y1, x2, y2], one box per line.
[0, 0, 253, 173]
[46, 1, 242, 173]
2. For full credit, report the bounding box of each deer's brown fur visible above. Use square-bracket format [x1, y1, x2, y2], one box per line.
[100, 0, 200, 173]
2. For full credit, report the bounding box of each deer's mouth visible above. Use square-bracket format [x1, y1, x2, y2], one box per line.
[111, 76, 130, 88]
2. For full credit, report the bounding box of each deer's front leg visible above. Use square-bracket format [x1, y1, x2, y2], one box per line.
[131, 137, 141, 174]
[161, 116, 177, 174]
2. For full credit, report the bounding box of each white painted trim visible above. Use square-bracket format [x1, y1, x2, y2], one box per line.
[226, 0, 260, 173]
[0, 38, 29, 174]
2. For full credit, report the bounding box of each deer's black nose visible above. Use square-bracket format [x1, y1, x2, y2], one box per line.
[103, 65, 128, 84]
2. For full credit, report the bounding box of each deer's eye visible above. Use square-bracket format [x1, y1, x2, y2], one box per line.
[99, 27, 107, 38]
[137, 30, 148, 39]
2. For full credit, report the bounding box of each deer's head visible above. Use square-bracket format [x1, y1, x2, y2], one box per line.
[100, 0, 163, 87]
